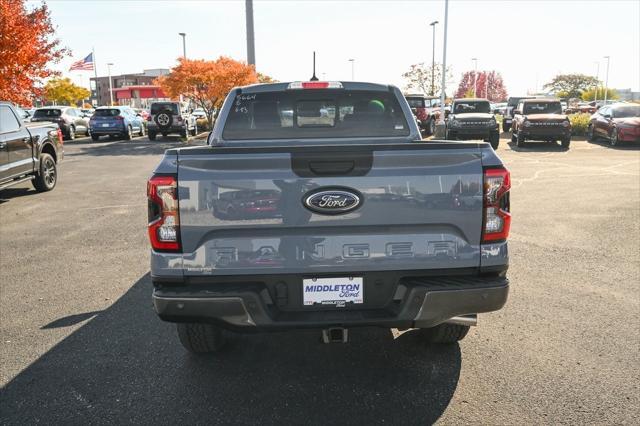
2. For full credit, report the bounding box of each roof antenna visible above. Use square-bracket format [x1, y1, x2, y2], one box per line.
[310, 51, 318, 81]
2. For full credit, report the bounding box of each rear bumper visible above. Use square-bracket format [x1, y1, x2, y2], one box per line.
[147, 124, 187, 133]
[153, 274, 509, 331]
[90, 125, 124, 135]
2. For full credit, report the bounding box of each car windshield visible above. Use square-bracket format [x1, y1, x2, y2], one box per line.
[406, 98, 425, 108]
[508, 97, 528, 107]
[222, 89, 410, 140]
[94, 109, 121, 117]
[523, 102, 562, 114]
[33, 109, 61, 117]
[612, 106, 640, 118]
[151, 103, 179, 114]
[453, 101, 490, 114]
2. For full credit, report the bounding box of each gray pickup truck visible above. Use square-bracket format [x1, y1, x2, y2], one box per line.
[147, 82, 511, 353]
[1, 102, 63, 192]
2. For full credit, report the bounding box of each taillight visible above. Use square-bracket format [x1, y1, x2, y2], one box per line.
[115, 116, 124, 121]
[147, 175, 180, 252]
[177, 116, 183, 122]
[482, 168, 511, 243]
[56, 128, 63, 144]
[146, 115, 152, 121]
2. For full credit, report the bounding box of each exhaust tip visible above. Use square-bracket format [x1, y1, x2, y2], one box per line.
[445, 314, 478, 326]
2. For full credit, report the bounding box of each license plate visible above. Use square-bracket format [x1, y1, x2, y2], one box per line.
[303, 277, 363, 306]
[102, 123, 110, 127]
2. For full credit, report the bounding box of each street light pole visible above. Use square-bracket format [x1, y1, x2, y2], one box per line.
[245, 0, 256, 65]
[594, 61, 600, 105]
[472, 57, 478, 97]
[429, 20, 439, 96]
[107, 62, 114, 106]
[603, 56, 610, 105]
[438, 0, 449, 129]
[178, 33, 186, 59]
[348, 58, 355, 80]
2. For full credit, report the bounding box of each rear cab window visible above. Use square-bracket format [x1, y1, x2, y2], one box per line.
[405, 97, 425, 108]
[222, 88, 410, 140]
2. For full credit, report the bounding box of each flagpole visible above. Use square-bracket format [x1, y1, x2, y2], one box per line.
[92, 47, 98, 106]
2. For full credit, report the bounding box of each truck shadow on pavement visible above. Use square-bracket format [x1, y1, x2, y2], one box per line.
[1, 273, 461, 425]
[506, 141, 569, 152]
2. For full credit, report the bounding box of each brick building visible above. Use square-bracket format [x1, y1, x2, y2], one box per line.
[90, 68, 171, 107]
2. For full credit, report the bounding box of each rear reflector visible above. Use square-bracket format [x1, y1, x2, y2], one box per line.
[287, 81, 343, 90]
[482, 168, 511, 243]
[147, 175, 180, 252]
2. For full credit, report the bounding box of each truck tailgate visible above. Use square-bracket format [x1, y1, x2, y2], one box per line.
[177, 143, 483, 276]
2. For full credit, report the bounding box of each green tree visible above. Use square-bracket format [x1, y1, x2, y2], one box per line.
[44, 78, 90, 105]
[543, 74, 598, 99]
[581, 87, 619, 101]
[402, 63, 452, 96]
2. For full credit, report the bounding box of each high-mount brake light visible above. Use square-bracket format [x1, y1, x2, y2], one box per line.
[482, 168, 511, 243]
[147, 175, 180, 251]
[287, 81, 343, 90]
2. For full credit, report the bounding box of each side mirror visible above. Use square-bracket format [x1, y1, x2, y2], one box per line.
[513, 109, 522, 115]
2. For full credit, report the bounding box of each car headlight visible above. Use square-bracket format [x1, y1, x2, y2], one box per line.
[523, 120, 532, 127]
[450, 119, 460, 128]
[562, 120, 570, 128]
[488, 118, 496, 127]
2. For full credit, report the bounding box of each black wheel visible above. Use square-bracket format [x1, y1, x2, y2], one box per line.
[91, 134, 100, 141]
[124, 125, 133, 140]
[67, 125, 75, 140]
[511, 132, 517, 143]
[586, 124, 595, 142]
[427, 118, 436, 135]
[516, 131, 526, 147]
[177, 323, 226, 354]
[502, 122, 511, 133]
[139, 124, 146, 137]
[190, 124, 197, 137]
[610, 128, 619, 146]
[180, 127, 188, 138]
[419, 323, 470, 344]
[148, 132, 156, 141]
[85, 127, 91, 136]
[489, 131, 499, 149]
[561, 137, 571, 149]
[32, 153, 57, 192]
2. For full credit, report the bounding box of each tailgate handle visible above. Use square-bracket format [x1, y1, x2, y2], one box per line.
[309, 161, 354, 175]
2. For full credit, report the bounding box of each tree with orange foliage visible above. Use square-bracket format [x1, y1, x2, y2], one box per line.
[0, 0, 68, 105]
[156, 57, 265, 126]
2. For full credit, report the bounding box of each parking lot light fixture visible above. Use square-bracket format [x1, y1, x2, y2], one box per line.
[348, 58, 355, 80]
[472, 57, 478, 97]
[603, 56, 610, 105]
[436, 0, 449, 135]
[429, 21, 439, 96]
[178, 33, 186, 59]
[107, 62, 114, 106]
[594, 61, 600, 105]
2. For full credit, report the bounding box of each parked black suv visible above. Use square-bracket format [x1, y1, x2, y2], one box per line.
[502, 96, 533, 132]
[445, 98, 500, 149]
[147, 102, 197, 140]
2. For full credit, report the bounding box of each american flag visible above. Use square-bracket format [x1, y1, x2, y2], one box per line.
[69, 53, 94, 71]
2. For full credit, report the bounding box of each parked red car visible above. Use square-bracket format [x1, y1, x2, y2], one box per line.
[404, 94, 442, 135]
[587, 104, 640, 146]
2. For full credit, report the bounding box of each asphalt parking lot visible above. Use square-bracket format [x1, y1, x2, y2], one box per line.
[1, 134, 639, 425]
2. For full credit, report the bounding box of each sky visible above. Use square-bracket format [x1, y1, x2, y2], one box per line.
[37, 0, 640, 96]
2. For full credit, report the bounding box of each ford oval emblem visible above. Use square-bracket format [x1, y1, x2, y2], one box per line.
[303, 188, 362, 215]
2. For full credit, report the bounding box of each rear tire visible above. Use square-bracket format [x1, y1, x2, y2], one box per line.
[489, 131, 499, 149]
[420, 323, 470, 344]
[91, 134, 100, 141]
[124, 125, 133, 140]
[148, 132, 156, 141]
[190, 124, 197, 137]
[586, 125, 595, 142]
[67, 125, 75, 141]
[516, 131, 526, 147]
[139, 124, 146, 137]
[561, 137, 571, 149]
[502, 122, 510, 133]
[610, 129, 619, 146]
[177, 323, 226, 354]
[32, 153, 57, 192]
[427, 118, 436, 136]
[180, 127, 188, 138]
